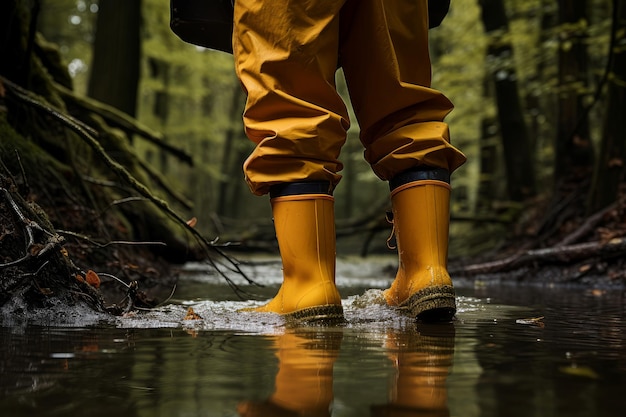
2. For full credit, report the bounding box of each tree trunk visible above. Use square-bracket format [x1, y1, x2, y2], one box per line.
[217, 86, 247, 218]
[87, 0, 141, 118]
[554, 0, 595, 182]
[534, 0, 559, 181]
[588, 0, 626, 212]
[479, 0, 536, 202]
[477, 116, 501, 211]
[0, 0, 36, 87]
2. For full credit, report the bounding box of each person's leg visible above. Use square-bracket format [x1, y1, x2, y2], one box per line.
[339, 0, 465, 176]
[339, 0, 466, 321]
[233, 1, 348, 321]
[233, 0, 349, 196]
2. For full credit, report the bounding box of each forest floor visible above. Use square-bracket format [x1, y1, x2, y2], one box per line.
[448, 179, 626, 289]
[0, 170, 177, 316]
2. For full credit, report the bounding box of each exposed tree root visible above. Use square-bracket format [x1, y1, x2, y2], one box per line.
[450, 185, 626, 286]
[0, 179, 106, 313]
[1, 75, 259, 299]
[451, 238, 626, 276]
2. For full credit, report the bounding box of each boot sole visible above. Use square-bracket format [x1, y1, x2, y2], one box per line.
[283, 304, 345, 325]
[400, 285, 456, 322]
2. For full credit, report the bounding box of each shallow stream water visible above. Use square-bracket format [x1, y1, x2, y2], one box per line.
[1, 256, 625, 417]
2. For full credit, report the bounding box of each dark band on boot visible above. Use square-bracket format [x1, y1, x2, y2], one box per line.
[389, 167, 450, 192]
[270, 181, 332, 199]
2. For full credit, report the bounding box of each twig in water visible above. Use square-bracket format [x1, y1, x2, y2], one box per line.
[134, 283, 178, 311]
[94, 271, 130, 288]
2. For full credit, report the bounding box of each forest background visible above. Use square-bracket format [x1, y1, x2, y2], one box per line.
[42, 0, 623, 249]
[1, 0, 625, 312]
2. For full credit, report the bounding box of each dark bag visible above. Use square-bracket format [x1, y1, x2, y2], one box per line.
[169, 0, 450, 53]
[170, 0, 234, 53]
[428, 0, 451, 29]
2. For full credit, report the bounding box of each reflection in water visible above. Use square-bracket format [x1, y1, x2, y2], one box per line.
[236, 324, 455, 417]
[237, 329, 342, 417]
[0, 326, 140, 416]
[372, 324, 454, 417]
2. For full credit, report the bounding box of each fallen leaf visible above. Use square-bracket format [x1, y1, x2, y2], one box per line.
[184, 307, 202, 320]
[81, 344, 99, 352]
[85, 270, 101, 288]
[515, 316, 545, 327]
[559, 365, 599, 379]
[29, 243, 44, 256]
[187, 217, 198, 228]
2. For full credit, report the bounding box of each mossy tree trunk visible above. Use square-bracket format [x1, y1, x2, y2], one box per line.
[87, 0, 141, 119]
[0, 0, 231, 316]
[216, 85, 247, 218]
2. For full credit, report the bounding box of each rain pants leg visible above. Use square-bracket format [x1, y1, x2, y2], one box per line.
[232, 0, 466, 196]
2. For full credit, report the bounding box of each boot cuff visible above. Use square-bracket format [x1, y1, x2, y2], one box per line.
[269, 181, 332, 198]
[389, 167, 450, 191]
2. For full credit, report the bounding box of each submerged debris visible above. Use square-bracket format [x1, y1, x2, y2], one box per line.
[515, 316, 545, 327]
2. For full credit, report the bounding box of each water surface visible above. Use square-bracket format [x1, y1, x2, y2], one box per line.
[1, 257, 625, 416]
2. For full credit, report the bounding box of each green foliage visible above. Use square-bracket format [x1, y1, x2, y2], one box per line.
[430, 0, 488, 212]
[37, 0, 99, 93]
[34, 0, 619, 250]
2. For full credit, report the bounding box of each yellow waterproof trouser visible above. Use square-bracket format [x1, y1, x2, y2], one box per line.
[233, 0, 467, 195]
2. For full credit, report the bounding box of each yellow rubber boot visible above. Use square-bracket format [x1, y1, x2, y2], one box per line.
[246, 186, 343, 323]
[384, 169, 456, 322]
